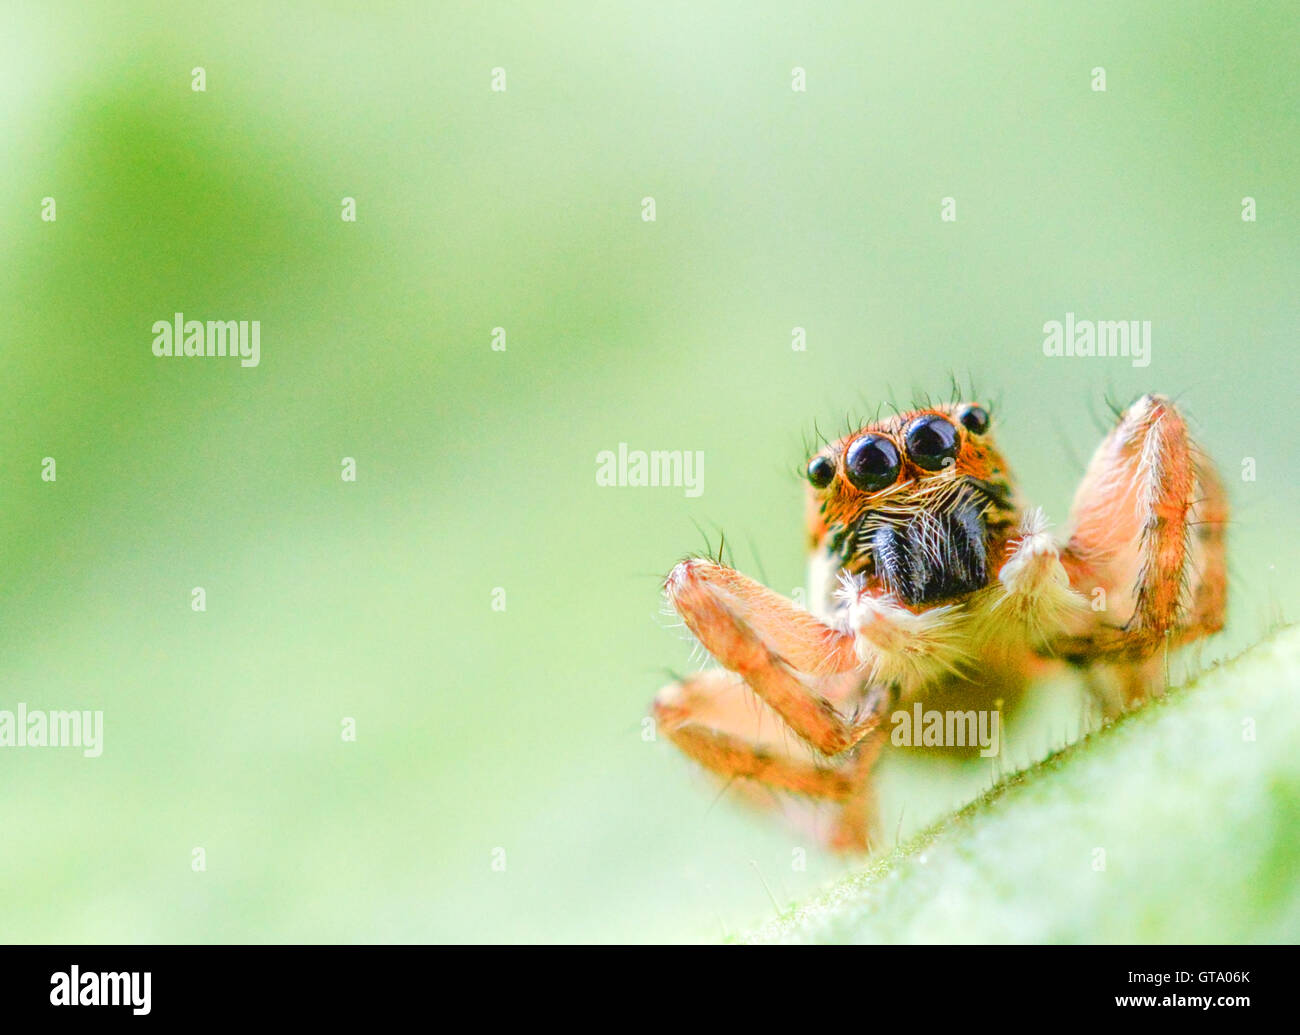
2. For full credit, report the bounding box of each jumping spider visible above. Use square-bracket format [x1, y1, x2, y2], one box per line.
[652, 394, 1227, 852]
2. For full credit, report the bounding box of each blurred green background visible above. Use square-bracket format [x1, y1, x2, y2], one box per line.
[0, 1, 1296, 942]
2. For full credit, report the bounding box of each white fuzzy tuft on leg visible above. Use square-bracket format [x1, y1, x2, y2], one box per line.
[991, 508, 1087, 643]
[835, 572, 969, 692]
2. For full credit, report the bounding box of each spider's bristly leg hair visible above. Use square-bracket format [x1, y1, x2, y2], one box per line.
[1056, 393, 1228, 661]
[661, 558, 885, 756]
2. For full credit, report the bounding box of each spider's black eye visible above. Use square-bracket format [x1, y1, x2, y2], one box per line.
[904, 414, 960, 471]
[806, 454, 835, 489]
[844, 434, 901, 492]
[958, 404, 990, 435]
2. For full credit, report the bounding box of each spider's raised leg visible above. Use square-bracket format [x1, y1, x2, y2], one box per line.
[824, 728, 890, 853]
[654, 671, 859, 801]
[666, 555, 976, 734]
[663, 559, 888, 756]
[652, 670, 889, 852]
[1053, 394, 1227, 699]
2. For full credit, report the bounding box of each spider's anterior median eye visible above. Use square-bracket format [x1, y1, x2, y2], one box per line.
[844, 434, 901, 492]
[905, 415, 960, 471]
[958, 404, 990, 435]
[806, 454, 835, 489]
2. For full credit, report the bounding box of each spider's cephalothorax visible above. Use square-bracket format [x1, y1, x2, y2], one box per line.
[651, 394, 1227, 852]
[806, 402, 1020, 610]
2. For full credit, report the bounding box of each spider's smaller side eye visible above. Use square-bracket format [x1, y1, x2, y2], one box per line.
[844, 434, 901, 492]
[904, 414, 960, 471]
[806, 454, 835, 489]
[958, 405, 990, 435]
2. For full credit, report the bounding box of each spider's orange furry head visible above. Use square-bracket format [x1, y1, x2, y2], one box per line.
[803, 402, 1021, 607]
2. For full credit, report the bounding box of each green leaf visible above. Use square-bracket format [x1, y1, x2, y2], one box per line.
[745, 625, 1300, 943]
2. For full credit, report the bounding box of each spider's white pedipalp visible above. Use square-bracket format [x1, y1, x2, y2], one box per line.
[835, 570, 970, 691]
[987, 507, 1089, 645]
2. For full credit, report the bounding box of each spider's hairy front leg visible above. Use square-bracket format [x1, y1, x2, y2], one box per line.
[1056, 393, 1228, 668]
[653, 671, 869, 802]
[661, 558, 885, 756]
[825, 728, 890, 854]
[652, 669, 891, 853]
